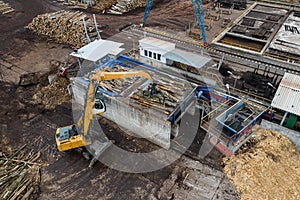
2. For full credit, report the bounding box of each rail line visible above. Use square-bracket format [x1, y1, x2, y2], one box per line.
[124, 25, 300, 76]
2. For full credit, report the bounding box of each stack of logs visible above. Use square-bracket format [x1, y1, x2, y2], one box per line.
[61, 0, 146, 14]
[107, 0, 146, 15]
[99, 66, 134, 93]
[0, 0, 14, 14]
[92, 0, 119, 12]
[27, 10, 100, 48]
[99, 65, 184, 116]
[0, 145, 44, 199]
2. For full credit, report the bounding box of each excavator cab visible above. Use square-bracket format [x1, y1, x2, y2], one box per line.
[55, 124, 92, 152]
[93, 88, 106, 114]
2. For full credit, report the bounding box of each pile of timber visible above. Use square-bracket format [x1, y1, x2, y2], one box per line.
[62, 0, 118, 12]
[99, 66, 134, 93]
[223, 129, 300, 200]
[27, 10, 100, 48]
[131, 82, 181, 115]
[61, 0, 145, 14]
[0, 0, 14, 14]
[99, 65, 184, 115]
[107, 0, 146, 14]
[92, 0, 118, 12]
[0, 145, 44, 199]
[62, 0, 93, 9]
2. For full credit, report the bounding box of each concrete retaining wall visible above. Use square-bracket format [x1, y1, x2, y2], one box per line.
[103, 97, 171, 149]
[260, 119, 300, 152]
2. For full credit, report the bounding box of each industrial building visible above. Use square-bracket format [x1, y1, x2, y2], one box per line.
[272, 72, 300, 129]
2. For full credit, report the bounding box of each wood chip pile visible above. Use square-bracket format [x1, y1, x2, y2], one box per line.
[107, 0, 146, 15]
[99, 66, 185, 115]
[0, 145, 43, 199]
[0, 0, 14, 14]
[223, 129, 300, 200]
[27, 10, 100, 48]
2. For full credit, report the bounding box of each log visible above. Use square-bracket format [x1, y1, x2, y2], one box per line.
[9, 179, 31, 200]
[21, 187, 34, 200]
[1, 169, 27, 199]
[2, 158, 45, 166]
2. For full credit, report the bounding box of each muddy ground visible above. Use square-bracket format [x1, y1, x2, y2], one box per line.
[0, 0, 239, 199]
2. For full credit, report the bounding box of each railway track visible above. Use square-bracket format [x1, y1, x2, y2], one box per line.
[124, 25, 300, 76]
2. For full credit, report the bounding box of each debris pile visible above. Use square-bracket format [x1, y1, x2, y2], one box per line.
[99, 66, 184, 115]
[0, 145, 43, 199]
[27, 10, 100, 48]
[0, 0, 14, 14]
[32, 76, 71, 109]
[223, 129, 300, 200]
[131, 81, 182, 115]
[107, 0, 146, 15]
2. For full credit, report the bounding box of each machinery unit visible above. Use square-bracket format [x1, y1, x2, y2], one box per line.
[55, 69, 153, 152]
[198, 86, 269, 155]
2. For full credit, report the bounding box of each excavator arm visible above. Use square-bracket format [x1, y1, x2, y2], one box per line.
[81, 70, 153, 137]
[56, 69, 152, 152]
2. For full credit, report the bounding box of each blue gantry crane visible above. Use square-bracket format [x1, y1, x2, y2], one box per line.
[141, 0, 207, 46]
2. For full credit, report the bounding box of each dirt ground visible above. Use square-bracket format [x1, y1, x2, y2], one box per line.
[0, 0, 240, 199]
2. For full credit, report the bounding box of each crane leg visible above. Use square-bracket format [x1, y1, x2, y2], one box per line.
[142, 0, 154, 27]
[191, 0, 207, 45]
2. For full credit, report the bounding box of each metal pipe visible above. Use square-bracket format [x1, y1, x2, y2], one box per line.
[280, 111, 288, 126]
[83, 17, 91, 43]
[93, 14, 101, 39]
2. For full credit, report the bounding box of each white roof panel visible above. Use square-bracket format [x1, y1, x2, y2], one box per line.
[139, 37, 175, 51]
[70, 39, 124, 62]
[163, 49, 212, 68]
[271, 72, 300, 115]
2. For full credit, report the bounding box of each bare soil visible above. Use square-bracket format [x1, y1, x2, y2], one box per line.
[0, 0, 240, 199]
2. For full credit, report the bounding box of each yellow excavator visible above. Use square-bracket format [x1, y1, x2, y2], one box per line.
[55, 69, 153, 152]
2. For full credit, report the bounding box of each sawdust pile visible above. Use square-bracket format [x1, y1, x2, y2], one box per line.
[32, 76, 71, 109]
[223, 129, 300, 200]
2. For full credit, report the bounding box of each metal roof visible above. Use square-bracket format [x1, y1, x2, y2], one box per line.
[271, 72, 300, 115]
[70, 39, 124, 62]
[139, 37, 175, 51]
[269, 12, 300, 55]
[163, 49, 212, 68]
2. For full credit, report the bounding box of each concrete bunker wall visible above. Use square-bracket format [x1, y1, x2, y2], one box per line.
[71, 77, 172, 149]
[103, 97, 171, 149]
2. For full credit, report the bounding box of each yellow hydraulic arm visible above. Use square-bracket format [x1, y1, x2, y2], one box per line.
[81, 70, 153, 138]
[56, 69, 152, 152]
